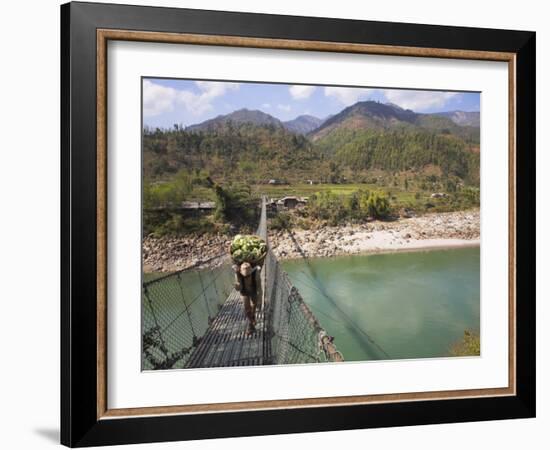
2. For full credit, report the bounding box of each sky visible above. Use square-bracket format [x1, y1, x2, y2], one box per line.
[143, 78, 480, 129]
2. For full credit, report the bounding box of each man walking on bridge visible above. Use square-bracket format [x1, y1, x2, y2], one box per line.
[234, 262, 262, 335]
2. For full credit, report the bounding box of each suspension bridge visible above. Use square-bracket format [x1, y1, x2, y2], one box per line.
[142, 197, 343, 370]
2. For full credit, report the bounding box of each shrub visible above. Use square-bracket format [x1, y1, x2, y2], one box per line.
[449, 330, 480, 356]
[363, 190, 391, 219]
[213, 183, 258, 225]
[308, 189, 392, 224]
[270, 212, 292, 230]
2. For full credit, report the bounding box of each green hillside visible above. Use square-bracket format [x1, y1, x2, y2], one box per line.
[143, 122, 324, 184]
[314, 128, 479, 185]
[142, 101, 480, 235]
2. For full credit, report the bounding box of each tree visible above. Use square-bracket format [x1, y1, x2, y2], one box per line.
[170, 169, 193, 202]
[213, 184, 229, 220]
[363, 191, 390, 219]
[213, 183, 256, 225]
[449, 330, 480, 356]
[445, 178, 457, 193]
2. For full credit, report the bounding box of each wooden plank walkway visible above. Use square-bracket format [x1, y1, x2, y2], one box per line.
[185, 289, 267, 368]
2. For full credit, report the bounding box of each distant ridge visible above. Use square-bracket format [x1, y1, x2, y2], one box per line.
[309, 101, 479, 141]
[184, 103, 480, 137]
[186, 108, 283, 131]
[432, 110, 480, 127]
[283, 115, 323, 134]
[187, 109, 328, 135]
[310, 101, 426, 139]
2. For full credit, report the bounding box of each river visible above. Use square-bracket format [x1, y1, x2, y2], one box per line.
[282, 247, 480, 361]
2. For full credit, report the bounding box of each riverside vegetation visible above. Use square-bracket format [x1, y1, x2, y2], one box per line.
[449, 330, 481, 357]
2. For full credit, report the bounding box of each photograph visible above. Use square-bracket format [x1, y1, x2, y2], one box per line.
[141, 78, 481, 370]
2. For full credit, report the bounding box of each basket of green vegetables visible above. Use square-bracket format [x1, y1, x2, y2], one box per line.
[230, 234, 267, 266]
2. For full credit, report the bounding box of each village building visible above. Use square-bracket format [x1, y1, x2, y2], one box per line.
[180, 201, 216, 211]
[276, 196, 308, 210]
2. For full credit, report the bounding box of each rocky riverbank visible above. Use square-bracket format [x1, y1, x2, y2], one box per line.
[142, 209, 480, 272]
[142, 234, 231, 273]
[269, 209, 480, 260]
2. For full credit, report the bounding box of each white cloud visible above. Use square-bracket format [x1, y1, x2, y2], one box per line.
[324, 86, 376, 105]
[262, 103, 272, 109]
[289, 85, 316, 100]
[277, 104, 291, 112]
[143, 80, 178, 117]
[383, 90, 458, 111]
[142, 80, 240, 118]
[323, 85, 459, 112]
[181, 81, 240, 115]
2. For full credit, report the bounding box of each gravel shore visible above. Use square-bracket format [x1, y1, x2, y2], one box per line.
[142, 234, 231, 273]
[143, 209, 480, 272]
[269, 209, 480, 260]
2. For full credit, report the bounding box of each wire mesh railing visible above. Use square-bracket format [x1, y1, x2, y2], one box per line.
[260, 196, 343, 365]
[141, 196, 342, 370]
[262, 250, 343, 364]
[142, 253, 233, 370]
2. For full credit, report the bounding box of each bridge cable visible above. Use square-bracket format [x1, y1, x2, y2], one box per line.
[284, 230, 392, 359]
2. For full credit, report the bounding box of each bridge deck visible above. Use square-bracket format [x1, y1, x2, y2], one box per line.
[185, 289, 267, 368]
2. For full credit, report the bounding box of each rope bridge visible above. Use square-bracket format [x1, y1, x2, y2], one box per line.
[142, 197, 343, 370]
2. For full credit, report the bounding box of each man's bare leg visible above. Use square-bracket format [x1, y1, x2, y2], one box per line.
[242, 295, 255, 334]
[250, 296, 258, 326]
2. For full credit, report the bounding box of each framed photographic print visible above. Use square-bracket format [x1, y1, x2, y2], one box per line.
[61, 1, 536, 447]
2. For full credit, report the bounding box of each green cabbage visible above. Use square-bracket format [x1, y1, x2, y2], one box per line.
[230, 234, 267, 263]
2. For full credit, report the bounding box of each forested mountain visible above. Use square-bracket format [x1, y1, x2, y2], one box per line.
[283, 115, 323, 134]
[186, 108, 283, 132]
[310, 101, 417, 140]
[186, 109, 324, 135]
[310, 101, 479, 144]
[314, 128, 480, 184]
[143, 122, 325, 183]
[144, 101, 480, 186]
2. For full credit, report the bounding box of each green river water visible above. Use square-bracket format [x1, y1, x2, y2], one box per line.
[282, 247, 480, 361]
